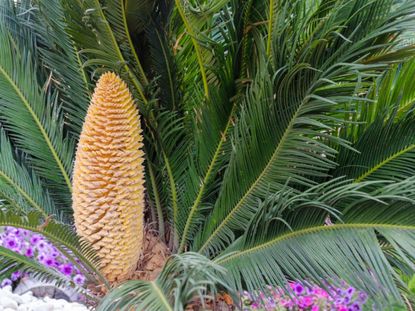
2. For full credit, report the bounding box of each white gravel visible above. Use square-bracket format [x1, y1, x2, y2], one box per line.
[0, 286, 90, 311]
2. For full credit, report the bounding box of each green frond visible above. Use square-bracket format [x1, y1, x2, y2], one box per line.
[34, 0, 91, 136]
[0, 129, 58, 219]
[0, 210, 108, 288]
[64, 0, 148, 104]
[215, 178, 415, 307]
[97, 252, 229, 311]
[0, 245, 70, 284]
[124, 0, 154, 35]
[146, 110, 191, 245]
[0, 25, 74, 207]
[336, 116, 415, 182]
[0, 245, 100, 301]
[146, 20, 179, 110]
[178, 79, 236, 252]
[194, 0, 415, 257]
[172, 0, 228, 102]
[100, 0, 149, 86]
[335, 59, 415, 183]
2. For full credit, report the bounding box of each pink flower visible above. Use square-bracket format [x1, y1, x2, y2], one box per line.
[299, 296, 314, 307]
[311, 306, 319, 311]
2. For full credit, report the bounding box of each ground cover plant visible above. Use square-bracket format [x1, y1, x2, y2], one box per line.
[1, 0, 415, 310]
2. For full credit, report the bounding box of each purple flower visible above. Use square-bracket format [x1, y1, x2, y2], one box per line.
[1, 278, 12, 287]
[36, 240, 48, 251]
[352, 302, 362, 311]
[346, 286, 355, 296]
[51, 251, 59, 258]
[30, 235, 40, 244]
[59, 264, 73, 276]
[44, 257, 57, 267]
[73, 274, 86, 286]
[358, 292, 368, 303]
[3, 236, 21, 251]
[25, 247, 34, 258]
[11, 271, 21, 281]
[294, 283, 304, 295]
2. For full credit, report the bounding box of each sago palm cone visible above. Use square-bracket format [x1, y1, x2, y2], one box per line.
[72, 72, 145, 283]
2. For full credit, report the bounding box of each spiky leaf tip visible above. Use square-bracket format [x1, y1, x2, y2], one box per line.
[72, 72, 145, 283]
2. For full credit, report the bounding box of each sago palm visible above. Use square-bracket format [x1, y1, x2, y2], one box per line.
[1, 0, 415, 309]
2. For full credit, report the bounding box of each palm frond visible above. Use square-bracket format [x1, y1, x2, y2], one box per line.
[33, 0, 91, 136]
[0, 25, 74, 207]
[0, 245, 70, 284]
[194, 0, 415, 257]
[215, 178, 415, 307]
[97, 252, 229, 311]
[335, 115, 415, 182]
[0, 210, 108, 288]
[124, 0, 154, 35]
[64, 0, 148, 104]
[146, 19, 178, 110]
[0, 129, 58, 219]
[335, 59, 415, 182]
[100, 0, 149, 86]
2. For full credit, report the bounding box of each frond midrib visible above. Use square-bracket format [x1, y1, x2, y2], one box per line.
[355, 143, 415, 182]
[215, 223, 415, 265]
[198, 99, 303, 254]
[0, 66, 72, 193]
[151, 281, 174, 311]
[179, 105, 236, 252]
[175, 0, 209, 98]
[119, 0, 149, 86]
[92, 0, 148, 104]
[0, 169, 48, 217]
[0, 218, 107, 287]
[266, 0, 275, 56]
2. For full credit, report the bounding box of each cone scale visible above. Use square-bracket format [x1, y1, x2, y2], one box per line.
[72, 73, 145, 283]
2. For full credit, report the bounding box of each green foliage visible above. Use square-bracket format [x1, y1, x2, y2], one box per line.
[97, 253, 229, 311]
[0, 210, 108, 296]
[1, 0, 415, 309]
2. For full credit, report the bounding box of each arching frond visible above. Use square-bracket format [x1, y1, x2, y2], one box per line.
[335, 59, 415, 183]
[215, 178, 415, 307]
[64, 0, 148, 104]
[194, 0, 415, 257]
[0, 25, 74, 207]
[97, 252, 229, 311]
[0, 210, 108, 288]
[34, 0, 91, 136]
[0, 129, 58, 219]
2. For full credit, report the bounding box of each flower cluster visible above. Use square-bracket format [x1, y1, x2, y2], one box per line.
[0, 226, 85, 288]
[241, 281, 369, 311]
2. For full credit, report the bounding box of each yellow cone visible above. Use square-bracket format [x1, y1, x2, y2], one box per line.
[72, 72, 145, 282]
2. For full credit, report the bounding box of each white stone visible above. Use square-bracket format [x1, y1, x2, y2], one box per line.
[0, 296, 18, 309]
[0, 284, 91, 311]
[19, 292, 34, 304]
[28, 302, 53, 311]
[48, 298, 68, 309]
[7, 293, 23, 305]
